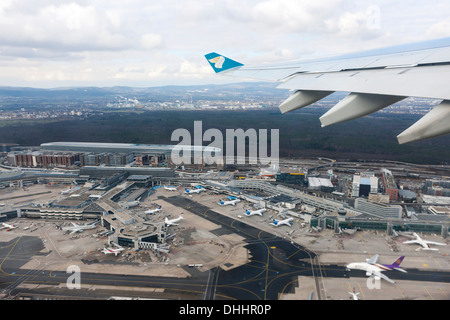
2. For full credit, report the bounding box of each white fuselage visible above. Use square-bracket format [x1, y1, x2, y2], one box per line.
[165, 214, 184, 226]
[245, 209, 266, 216]
[220, 199, 240, 206]
[271, 218, 293, 227]
[145, 207, 162, 214]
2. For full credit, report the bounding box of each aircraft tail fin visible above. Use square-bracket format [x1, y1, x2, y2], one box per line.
[391, 256, 407, 272]
[392, 256, 405, 267]
[205, 52, 244, 73]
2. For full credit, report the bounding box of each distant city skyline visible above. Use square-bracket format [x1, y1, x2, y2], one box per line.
[0, 0, 449, 88]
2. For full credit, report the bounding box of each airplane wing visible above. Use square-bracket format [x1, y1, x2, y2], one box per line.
[205, 37, 450, 144]
[424, 241, 446, 246]
[403, 240, 420, 244]
[376, 271, 396, 284]
[366, 254, 379, 265]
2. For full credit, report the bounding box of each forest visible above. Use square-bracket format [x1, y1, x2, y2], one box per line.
[1, 108, 449, 165]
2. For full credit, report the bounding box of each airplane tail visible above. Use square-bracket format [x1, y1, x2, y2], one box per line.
[204, 52, 244, 73]
[391, 256, 407, 273]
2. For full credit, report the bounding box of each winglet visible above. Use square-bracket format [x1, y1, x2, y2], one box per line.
[205, 52, 244, 73]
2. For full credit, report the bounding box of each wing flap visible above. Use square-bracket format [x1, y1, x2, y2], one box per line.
[319, 92, 406, 127]
[279, 90, 334, 113]
[397, 100, 450, 144]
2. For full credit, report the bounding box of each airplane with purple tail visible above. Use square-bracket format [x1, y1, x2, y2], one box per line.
[346, 254, 407, 284]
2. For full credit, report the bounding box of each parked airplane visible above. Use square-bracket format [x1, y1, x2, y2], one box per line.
[145, 205, 162, 214]
[403, 232, 447, 251]
[62, 221, 99, 234]
[244, 208, 266, 217]
[164, 185, 178, 191]
[165, 214, 184, 226]
[219, 198, 241, 206]
[205, 38, 450, 144]
[346, 254, 406, 284]
[185, 186, 205, 194]
[0, 223, 16, 230]
[102, 244, 124, 256]
[61, 188, 72, 195]
[270, 217, 293, 227]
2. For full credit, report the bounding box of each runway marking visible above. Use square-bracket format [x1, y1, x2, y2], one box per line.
[279, 278, 299, 299]
[424, 286, 434, 300]
[264, 247, 270, 300]
[357, 283, 366, 300]
[396, 284, 406, 299]
[0, 234, 24, 275]
[357, 233, 370, 255]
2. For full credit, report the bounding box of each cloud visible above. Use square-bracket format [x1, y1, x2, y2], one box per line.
[141, 33, 164, 50]
[0, 0, 449, 87]
[426, 21, 450, 39]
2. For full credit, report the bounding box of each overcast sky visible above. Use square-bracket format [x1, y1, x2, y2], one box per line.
[1, 0, 449, 88]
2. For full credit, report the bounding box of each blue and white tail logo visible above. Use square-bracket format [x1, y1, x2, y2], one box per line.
[205, 52, 244, 73]
[209, 56, 225, 69]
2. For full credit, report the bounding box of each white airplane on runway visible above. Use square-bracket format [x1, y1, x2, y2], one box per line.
[0, 223, 16, 230]
[62, 221, 98, 234]
[145, 205, 162, 214]
[219, 198, 241, 206]
[346, 254, 406, 284]
[403, 233, 447, 251]
[244, 208, 266, 217]
[270, 217, 293, 227]
[164, 185, 178, 191]
[165, 213, 184, 226]
[102, 244, 124, 256]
